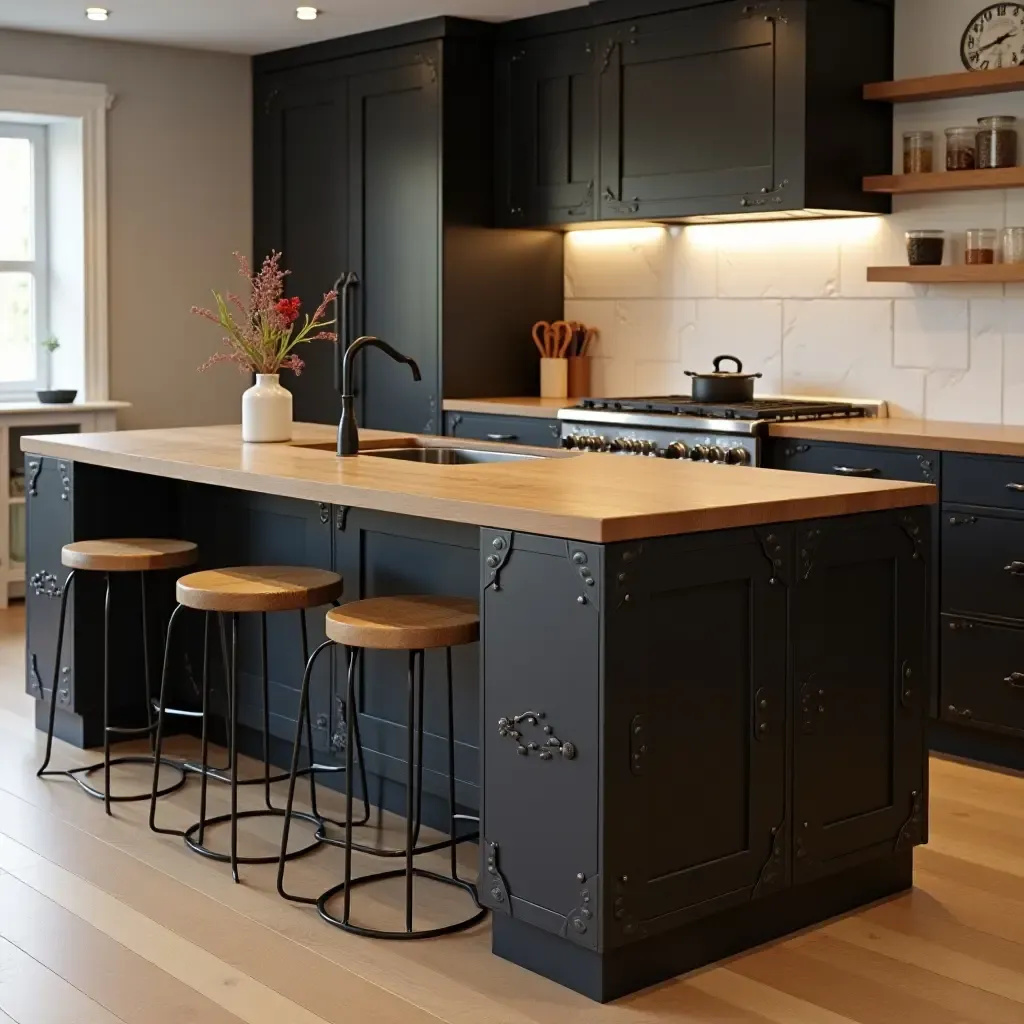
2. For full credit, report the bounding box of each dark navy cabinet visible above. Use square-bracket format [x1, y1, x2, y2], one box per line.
[444, 411, 562, 448]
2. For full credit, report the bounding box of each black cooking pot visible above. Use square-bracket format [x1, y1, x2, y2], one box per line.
[685, 355, 762, 403]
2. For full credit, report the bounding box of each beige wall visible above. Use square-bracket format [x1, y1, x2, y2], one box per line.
[0, 29, 251, 429]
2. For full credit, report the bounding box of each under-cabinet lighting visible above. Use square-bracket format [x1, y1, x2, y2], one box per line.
[296, 6, 318, 19]
[85, 7, 109, 20]
[565, 226, 667, 248]
[686, 216, 883, 251]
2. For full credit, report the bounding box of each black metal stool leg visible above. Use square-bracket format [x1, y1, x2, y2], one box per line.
[229, 612, 240, 883]
[446, 646, 458, 881]
[103, 573, 112, 815]
[140, 571, 155, 753]
[342, 642, 359, 926]
[278, 638, 335, 904]
[37, 570, 76, 778]
[299, 610, 319, 819]
[261, 612, 273, 811]
[197, 612, 212, 847]
[150, 603, 187, 836]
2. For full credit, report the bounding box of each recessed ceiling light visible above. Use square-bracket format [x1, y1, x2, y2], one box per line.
[85, 7, 109, 20]
[296, 6, 318, 19]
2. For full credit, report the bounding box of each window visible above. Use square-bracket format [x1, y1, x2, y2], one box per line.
[0, 122, 48, 394]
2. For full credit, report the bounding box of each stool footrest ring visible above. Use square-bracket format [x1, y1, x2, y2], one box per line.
[67, 755, 186, 803]
[183, 808, 323, 866]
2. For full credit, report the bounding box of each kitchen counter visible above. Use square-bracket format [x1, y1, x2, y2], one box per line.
[22, 422, 935, 543]
[770, 416, 1024, 457]
[23, 420, 930, 1001]
[441, 396, 571, 418]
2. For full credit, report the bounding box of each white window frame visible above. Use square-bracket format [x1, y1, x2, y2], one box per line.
[0, 75, 111, 401]
[0, 121, 49, 394]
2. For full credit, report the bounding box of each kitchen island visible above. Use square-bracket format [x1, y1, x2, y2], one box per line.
[23, 423, 934, 1001]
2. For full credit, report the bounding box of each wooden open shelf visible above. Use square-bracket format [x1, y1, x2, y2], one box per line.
[865, 66, 1024, 103]
[863, 166, 1024, 194]
[867, 264, 1024, 284]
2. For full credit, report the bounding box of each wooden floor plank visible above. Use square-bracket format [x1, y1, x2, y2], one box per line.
[0, 933, 127, 1024]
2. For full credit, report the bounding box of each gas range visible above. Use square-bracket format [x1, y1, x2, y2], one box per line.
[557, 396, 878, 467]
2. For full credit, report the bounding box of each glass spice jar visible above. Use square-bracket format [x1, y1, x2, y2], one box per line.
[977, 116, 1018, 169]
[1004, 227, 1024, 264]
[906, 230, 945, 266]
[903, 130, 934, 174]
[965, 228, 999, 265]
[945, 127, 977, 171]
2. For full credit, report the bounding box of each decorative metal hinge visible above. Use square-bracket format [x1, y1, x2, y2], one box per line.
[560, 872, 599, 948]
[600, 38, 618, 72]
[567, 543, 598, 608]
[567, 180, 595, 218]
[447, 413, 463, 433]
[484, 841, 512, 914]
[785, 444, 811, 457]
[948, 514, 977, 527]
[415, 52, 438, 83]
[27, 459, 42, 497]
[799, 527, 822, 580]
[262, 88, 280, 115]
[757, 529, 787, 586]
[29, 571, 63, 598]
[629, 714, 647, 775]
[800, 674, 824, 734]
[795, 820, 813, 865]
[611, 873, 642, 942]
[29, 654, 43, 696]
[753, 687, 771, 741]
[59, 665, 71, 705]
[318, 503, 330, 525]
[917, 455, 936, 482]
[58, 463, 71, 501]
[498, 711, 576, 761]
[947, 618, 974, 631]
[752, 820, 786, 898]
[603, 186, 640, 215]
[900, 660, 915, 709]
[335, 505, 350, 532]
[899, 513, 925, 562]
[484, 531, 513, 592]
[947, 703, 973, 720]
[894, 790, 925, 851]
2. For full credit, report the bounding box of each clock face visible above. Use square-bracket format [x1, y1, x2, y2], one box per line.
[962, 4, 1024, 70]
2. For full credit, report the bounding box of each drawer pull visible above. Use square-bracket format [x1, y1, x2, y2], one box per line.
[1007, 483, 1024, 493]
[1005, 672, 1024, 689]
[832, 466, 879, 477]
[487, 434, 518, 442]
[1005, 561, 1024, 576]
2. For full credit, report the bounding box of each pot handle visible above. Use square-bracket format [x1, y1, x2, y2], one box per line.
[713, 355, 743, 373]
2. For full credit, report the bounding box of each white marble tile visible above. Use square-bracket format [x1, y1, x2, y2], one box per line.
[1002, 300, 1024, 425]
[925, 300, 1004, 424]
[839, 217, 917, 300]
[893, 299, 969, 370]
[563, 299, 695, 363]
[589, 356, 636, 398]
[671, 226, 719, 298]
[681, 300, 783, 394]
[782, 299, 926, 417]
[563, 299, 618, 358]
[635, 360, 688, 395]
[564, 227, 673, 299]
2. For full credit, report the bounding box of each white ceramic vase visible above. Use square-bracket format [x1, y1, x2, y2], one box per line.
[242, 374, 293, 443]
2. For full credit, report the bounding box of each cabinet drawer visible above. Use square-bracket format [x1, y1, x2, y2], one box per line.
[942, 615, 1024, 735]
[942, 512, 1024, 620]
[943, 452, 1024, 511]
[444, 412, 561, 448]
[766, 439, 938, 484]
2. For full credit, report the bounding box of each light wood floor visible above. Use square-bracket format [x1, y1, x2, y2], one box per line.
[2, 604, 1024, 1023]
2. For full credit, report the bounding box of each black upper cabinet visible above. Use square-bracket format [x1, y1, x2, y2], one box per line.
[498, 0, 893, 226]
[254, 22, 564, 432]
[497, 29, 599, 227]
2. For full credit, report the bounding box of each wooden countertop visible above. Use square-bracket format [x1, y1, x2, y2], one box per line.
[769, 417, 1024, 458]
[22, 423, 935, 543]
[442, 397, 572, 419]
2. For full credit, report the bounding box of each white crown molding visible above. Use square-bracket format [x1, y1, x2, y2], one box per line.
[0, 74, 111, 401]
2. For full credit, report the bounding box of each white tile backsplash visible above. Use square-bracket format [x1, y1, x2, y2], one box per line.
[557, 0, 1024, 425]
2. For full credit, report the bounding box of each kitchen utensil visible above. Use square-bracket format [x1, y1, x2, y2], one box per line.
[540, 357, 569, 398]
[567, 356, 591, 398]
[548, 320, 574, 357]
[684, 355, 762, 403]
[532, 321, 551, 358]
[580, 327, 598, 356]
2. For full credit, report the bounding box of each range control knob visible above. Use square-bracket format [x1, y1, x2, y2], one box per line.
[610, 438, 632, 453]
[726, 447, 751, 466]
[562, 435, 580, 450]
[617, 438, 639, 453]
[689, 445, 710, 462]
[665, 441, 689, 460]
[639, 440, 658, 456]
[708, 446, 726, 464]
[587, 436, 609, 451]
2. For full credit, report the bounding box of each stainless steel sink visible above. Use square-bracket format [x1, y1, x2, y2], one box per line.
[363, 446, 547, 465]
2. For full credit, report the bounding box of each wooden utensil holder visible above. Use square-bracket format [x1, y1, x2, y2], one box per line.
[567, 356, 591, 398]
[540, 358, 569, 398]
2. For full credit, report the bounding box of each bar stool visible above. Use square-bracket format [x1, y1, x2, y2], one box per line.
[37, 539, 198, 815]
[149, 565, 345, 883]
[277, 595, 486, 940]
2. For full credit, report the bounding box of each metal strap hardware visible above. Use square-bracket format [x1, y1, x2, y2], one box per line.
[832, 466, 879, 477]
[1008, 483, 1024, 493]
[1005, 561, 1024, 576]
[1005, 672, 1024, 689]
[487, 434, 517, 442]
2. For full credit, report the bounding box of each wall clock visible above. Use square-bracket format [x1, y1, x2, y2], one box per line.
[962, 4, 1024, 70]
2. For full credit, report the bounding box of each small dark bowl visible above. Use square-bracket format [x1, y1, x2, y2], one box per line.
[36, 389, 78, 405]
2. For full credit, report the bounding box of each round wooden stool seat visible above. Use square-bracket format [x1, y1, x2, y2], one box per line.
[62, 538, 198, 573]
[176, 566, 343, 613]
[325, 595, 479, 651]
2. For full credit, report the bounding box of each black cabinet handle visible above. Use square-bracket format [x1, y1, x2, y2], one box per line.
[1005, 672, 1024, 689]
[832, 466, 880, 477]
[487, 434, 517, 442]
[1005, 561, 1024, 576]
[1009, 483, 1024, 493]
